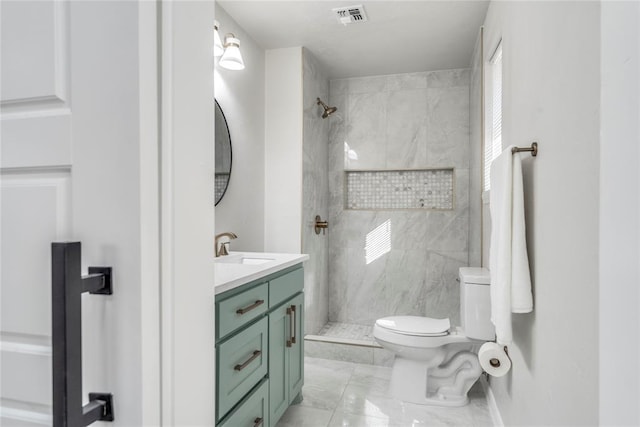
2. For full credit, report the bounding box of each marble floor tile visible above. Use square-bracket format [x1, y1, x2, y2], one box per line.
[306, 356, 357, 375]
[339, 384, 407, 420]
[300, 358, 354, 410]
[329, 410, 417, 427]
[400, 401, 475, 426]
[348, 365, 393, 398]
[352, 363, 393, 381]
[276, 405, 334, 427]
[282, 357, 493, 427]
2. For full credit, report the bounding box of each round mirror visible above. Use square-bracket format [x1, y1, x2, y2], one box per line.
[215, 100, 232, 205]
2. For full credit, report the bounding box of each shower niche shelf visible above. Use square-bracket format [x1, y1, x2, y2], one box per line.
[345, 168, 454, 210]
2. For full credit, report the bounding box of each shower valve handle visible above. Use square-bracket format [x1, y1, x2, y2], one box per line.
[314, 215, 328, 235]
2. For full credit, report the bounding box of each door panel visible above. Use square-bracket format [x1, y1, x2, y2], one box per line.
[1, 117, 72, 169]
[0, 172, 70, 424]
[1, 173, 70, 336]
[0, 0, 69, 108]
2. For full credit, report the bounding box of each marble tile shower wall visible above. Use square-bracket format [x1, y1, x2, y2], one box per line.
[302, 49, 330, 335]
[328, 69, 470, 326]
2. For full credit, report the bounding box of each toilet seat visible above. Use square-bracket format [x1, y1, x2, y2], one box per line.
[375, 316, 450, 337]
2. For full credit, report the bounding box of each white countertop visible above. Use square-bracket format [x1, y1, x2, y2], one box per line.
[214, 251, 309, 295]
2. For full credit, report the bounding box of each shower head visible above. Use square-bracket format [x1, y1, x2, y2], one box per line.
[317, 98, 338, 119]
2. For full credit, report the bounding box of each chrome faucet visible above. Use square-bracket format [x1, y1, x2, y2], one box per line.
[215, 232, 238, 257]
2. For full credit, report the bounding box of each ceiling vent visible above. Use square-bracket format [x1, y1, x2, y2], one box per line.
[332, 5, 368, 25]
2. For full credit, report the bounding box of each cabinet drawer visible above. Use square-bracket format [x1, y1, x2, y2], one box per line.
[217, 317, 268, 420]
[217, 282, 268, 339]
[269, 268, 303, 308]
[219, 379, 269, 427]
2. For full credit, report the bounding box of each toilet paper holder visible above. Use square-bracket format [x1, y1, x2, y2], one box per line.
[488, 345, 510, 367]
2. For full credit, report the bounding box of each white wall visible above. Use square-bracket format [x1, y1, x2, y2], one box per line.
[264, 47, 303, 253]
[139, 1, 161, 423]
[214, 4, 265, 252]
[482, 1, 601, 424]
[599, 1, 640, 425]
[161, 1, 216, 424]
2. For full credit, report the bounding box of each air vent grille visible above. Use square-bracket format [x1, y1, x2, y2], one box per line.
[332, 5, 368, 25]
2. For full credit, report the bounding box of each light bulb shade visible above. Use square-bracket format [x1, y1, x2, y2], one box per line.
[219, 35, 245, 70]
[213, 22, 224, 57]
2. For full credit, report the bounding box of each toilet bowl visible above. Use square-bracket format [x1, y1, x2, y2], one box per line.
[373, 267, 494, 407]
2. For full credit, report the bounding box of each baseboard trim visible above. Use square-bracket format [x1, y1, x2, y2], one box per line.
[480, 376, 504, 427]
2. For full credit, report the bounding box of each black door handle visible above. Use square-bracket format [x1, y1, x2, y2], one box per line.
[52, 242, 114, 426]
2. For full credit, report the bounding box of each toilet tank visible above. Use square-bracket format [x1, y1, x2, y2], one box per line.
[459, 267, 495, 341]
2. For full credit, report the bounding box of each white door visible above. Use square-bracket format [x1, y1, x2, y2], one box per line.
[0, 1, 161, 425]
[1, 1, 216, 425]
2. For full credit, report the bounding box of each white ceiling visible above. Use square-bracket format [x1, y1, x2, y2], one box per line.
[217, 0, 490, 79]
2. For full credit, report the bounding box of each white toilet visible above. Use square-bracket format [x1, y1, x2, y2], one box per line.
[373, 267, 494, 407]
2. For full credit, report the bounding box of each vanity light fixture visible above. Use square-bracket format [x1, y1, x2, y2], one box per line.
[219, 33, 245, 70]
[213, 20, 224, 57]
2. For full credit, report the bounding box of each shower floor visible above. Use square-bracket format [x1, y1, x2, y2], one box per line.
[314, 322, 378, 346]
[304, 322, 393, 366]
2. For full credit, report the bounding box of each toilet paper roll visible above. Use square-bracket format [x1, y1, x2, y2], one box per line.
[478, 342, 512, 377]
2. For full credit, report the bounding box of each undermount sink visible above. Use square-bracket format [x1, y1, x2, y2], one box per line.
[215, 253, 275, 265]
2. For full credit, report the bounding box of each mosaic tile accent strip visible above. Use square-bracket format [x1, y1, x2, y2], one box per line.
[215, 173, 230, 201]
[346, 169, 454, 210]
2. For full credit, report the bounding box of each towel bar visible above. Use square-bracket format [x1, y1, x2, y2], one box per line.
[511, 142, 538, 156]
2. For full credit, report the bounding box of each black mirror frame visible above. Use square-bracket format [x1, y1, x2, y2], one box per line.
[215, 99, 232, 206]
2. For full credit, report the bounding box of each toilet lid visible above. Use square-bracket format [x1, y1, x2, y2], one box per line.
[375, 316, 450, 337]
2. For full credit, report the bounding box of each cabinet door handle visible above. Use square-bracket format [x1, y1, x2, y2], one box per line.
[253, 417, 264, 427]
[236, 299, 264, 315]
[290, 304, 297, 344]
[286, 307, 292, 348]
[234, 350, 261, 371]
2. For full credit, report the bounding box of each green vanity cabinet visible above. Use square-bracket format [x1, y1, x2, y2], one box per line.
[217, 281, 269, 339]
[268, 292, 304, 424]
[217, 317, 269, 419]
[215, 265, 304, 427]
[219, 379, 269, 427]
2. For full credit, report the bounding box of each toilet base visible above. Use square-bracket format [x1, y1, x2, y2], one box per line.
[389, 351, 482, 407]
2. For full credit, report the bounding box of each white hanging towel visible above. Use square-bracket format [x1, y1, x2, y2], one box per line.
[489, 146, 533, 345]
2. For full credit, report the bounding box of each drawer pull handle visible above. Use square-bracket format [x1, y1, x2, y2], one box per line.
[290, 304, 297, 344]
[236, 300, 264, 315]
[286, 307, 293, 348]
[234, 350, 262, 371]
[253, 417, 264, 427]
